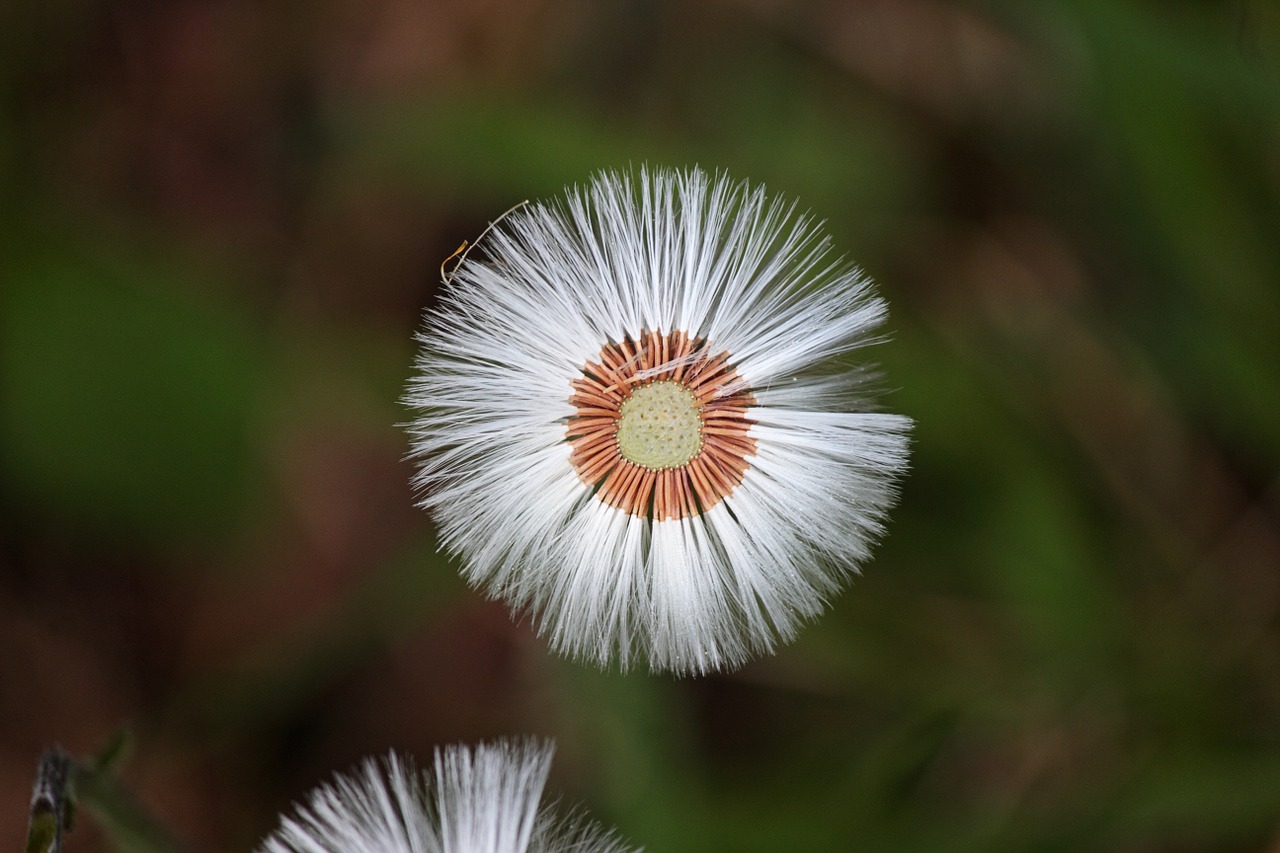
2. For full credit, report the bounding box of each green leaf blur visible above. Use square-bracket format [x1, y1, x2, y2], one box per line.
[1, 0, 1277, 851]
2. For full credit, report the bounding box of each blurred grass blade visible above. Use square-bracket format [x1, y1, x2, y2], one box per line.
[26, 741, 185, 853]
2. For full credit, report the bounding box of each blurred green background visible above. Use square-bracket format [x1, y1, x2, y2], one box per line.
[2, 0, 1279, 850]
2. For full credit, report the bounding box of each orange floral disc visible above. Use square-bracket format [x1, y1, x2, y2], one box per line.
[566, 329, 757, 520]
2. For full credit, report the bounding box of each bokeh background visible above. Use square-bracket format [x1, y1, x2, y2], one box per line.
[3, 0, 1279, 850]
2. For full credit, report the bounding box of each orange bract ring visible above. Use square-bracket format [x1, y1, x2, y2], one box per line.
[566, 329, 757, 520]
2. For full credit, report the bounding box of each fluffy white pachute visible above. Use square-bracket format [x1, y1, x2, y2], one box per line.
[407, 166, 911, 674]
[258, 740, 640, 853]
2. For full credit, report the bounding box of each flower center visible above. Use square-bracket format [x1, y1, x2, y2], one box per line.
[616, 381, 703, 469]
[566, 329, 756, 521]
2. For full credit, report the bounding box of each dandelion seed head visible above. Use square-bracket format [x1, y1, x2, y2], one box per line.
[407, 165, 912, 675]
[257, 739, 640, 853]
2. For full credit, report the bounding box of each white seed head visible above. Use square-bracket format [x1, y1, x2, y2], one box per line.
[406, 165, 912, 674]
[257, 739, 639, 853]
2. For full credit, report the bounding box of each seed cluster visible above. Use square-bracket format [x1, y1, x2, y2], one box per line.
[567, 329, 756, 520]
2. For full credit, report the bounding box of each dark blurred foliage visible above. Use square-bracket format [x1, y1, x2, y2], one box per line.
[2, 0, 1279, 850]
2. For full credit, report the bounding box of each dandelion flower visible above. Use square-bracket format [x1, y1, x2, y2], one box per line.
[407, 166, 911, 675]
[258, 738, 638, 853]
